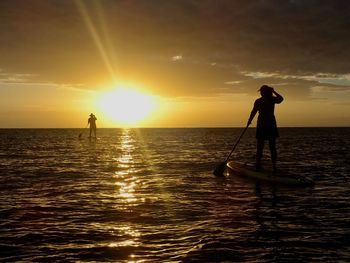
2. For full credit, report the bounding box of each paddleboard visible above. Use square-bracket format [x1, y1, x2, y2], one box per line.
[226, 161, 314, 186]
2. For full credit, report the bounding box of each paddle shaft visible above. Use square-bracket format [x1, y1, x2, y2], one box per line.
[224, 125, 249, 163]
[79, 123, 89, 137]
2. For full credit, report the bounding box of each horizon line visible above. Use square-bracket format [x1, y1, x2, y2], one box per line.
[0, 126, 349, 129]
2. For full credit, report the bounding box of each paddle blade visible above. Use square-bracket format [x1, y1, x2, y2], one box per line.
[213, 162, 227, 176]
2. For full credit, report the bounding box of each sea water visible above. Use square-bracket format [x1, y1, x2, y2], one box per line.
[0, 128, 349, 262]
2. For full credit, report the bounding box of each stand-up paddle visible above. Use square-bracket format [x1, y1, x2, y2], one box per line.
[78, 124, 88, 139]
[213, 125, 249, 176]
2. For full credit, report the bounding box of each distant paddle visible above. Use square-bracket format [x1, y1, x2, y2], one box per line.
[78, 124, 88, 139]
[213, 125, 249, 176]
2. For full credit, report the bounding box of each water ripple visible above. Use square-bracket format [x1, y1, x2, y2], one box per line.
[0, 128, 349, 262]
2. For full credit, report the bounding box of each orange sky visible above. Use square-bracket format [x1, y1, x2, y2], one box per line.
[0, 0, 349, 127]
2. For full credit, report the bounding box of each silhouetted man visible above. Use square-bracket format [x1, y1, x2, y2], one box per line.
[88, 113, 97, 139]
[247, 85, 284, 172]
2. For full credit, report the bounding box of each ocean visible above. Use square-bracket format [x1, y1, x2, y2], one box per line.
[0, 128, 349, 262]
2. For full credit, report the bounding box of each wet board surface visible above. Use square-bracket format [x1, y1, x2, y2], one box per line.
[226, 161, 314, 186]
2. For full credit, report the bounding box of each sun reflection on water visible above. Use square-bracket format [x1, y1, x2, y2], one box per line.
[113, 129, 141, 205]
[109, 129, 144, 260]
[106, 224, 142, 262]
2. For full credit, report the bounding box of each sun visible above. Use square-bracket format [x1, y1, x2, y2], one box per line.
[97, 87, 157, 126]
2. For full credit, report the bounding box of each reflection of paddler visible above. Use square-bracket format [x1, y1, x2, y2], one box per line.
[88, 113, 97, 138]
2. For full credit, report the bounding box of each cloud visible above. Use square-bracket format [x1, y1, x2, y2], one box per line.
[171, 55, 183, 61]
[0, 69, 35, 83]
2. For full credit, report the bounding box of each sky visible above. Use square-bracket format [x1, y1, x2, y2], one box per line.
[0, 0, 350, 127]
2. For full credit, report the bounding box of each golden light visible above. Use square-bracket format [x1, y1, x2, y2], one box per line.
[97, 87, 157, 126]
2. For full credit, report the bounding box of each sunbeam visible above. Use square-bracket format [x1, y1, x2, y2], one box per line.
[74, 0, 117, 82]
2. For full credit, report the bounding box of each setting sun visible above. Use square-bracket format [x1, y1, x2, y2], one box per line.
[97, 88, 157, 126]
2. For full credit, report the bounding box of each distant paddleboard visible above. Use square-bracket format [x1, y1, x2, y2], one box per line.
[78, 136, 100, 141]
[88, 137, 100, 141]
[226, 161, 314, 186]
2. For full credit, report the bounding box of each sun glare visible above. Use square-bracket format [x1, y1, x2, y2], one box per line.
[97, 88, 157, 126]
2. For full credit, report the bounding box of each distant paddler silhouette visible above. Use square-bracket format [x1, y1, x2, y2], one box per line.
[88, 113, 97, 139]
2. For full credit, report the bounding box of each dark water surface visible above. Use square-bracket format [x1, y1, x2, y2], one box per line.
[0, 128, 349, 262]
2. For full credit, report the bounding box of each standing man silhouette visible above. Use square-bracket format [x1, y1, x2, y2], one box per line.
[247, 85, 284, 172]
[88, 113, 97, 139]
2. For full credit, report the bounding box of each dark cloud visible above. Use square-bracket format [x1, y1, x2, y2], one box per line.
[1, 0, 350, 97]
